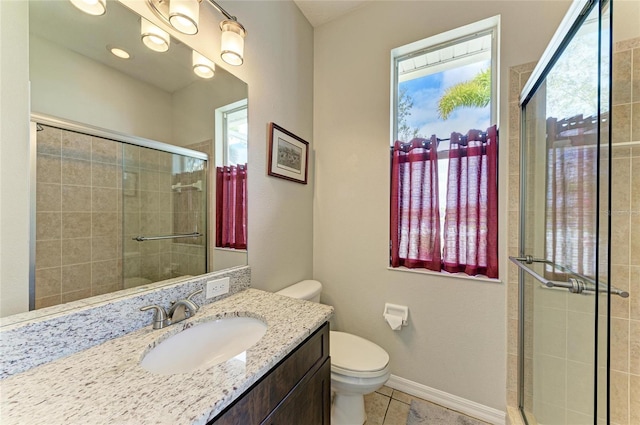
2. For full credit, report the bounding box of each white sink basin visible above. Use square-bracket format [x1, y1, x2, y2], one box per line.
[140, 316, 267, 375]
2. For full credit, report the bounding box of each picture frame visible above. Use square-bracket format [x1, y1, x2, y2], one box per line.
[268, 122, 309, 184]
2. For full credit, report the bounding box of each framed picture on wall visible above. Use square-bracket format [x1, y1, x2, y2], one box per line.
[268, 122, 309, 184]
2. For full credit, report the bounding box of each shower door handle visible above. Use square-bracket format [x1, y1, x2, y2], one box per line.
[543, 278, 590, 295]
[132, 232, 203, 242]
[542, 278, 629, 298]
[509, 256, 629, 298]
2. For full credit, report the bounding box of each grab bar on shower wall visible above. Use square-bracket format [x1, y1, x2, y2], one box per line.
[132, 232, 203, 242]
[509, 256, 629, 298]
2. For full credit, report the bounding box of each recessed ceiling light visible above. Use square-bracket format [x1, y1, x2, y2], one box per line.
[107, 45, 131, 59]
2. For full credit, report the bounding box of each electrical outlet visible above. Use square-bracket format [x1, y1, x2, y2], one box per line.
[206, 277, 230, 299]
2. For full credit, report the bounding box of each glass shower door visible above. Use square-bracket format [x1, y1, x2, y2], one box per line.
[516, 1, 613, 423]
[122, 145, 207, 288]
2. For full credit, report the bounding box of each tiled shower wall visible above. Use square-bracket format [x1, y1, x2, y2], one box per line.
[608, 37, 640, 425]
[35, 125, 123, 308]
[122, 144, 175, 286]
[35, 127, 208, 308]
[122, 145, 207, 283]
[506, 37, 640, 424]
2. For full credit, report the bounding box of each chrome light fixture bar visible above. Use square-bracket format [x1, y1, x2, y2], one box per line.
[147, 0, 247, 66]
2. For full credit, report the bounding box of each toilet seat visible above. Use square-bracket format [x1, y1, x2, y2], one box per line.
[330, 331, 389, 378]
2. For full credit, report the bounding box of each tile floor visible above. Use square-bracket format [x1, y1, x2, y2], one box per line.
[363, 386, 489, 425]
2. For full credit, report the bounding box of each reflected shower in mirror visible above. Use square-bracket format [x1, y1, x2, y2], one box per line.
[18, 0, 248, 316]
[34, 122, 209, 309]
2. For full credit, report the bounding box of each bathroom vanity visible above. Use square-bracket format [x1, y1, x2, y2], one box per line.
[0, 288, 333, 424]
[214, 322, 330, 424]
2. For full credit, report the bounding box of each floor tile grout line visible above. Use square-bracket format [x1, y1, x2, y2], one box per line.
[382, 396, 391, 424]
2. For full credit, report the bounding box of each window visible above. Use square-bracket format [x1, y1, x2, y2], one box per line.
[216, 99, 248, 167]
[215, 99, 248, 250]
[390, 17, 499, 279]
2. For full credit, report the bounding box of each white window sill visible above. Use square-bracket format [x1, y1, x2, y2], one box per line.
[387, 266, 502, 284]
[214, 247, 248, 253]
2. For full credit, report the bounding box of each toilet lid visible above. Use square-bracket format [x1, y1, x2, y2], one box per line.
[330, 331, 389, 374]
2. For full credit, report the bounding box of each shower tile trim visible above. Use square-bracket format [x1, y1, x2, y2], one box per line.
[0, 266, 251, 379]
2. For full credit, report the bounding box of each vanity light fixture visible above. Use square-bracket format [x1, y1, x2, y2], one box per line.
[147, 0, 247, 66]
[169, 0, 200, 35]
[69, 0, 106, 16]
[141, 18, 171, 52]
[219, 19, 245, 66]
[192, 50, 215, 79]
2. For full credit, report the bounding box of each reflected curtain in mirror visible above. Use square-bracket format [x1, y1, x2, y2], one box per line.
[216, 164, 247, 249]
[544, 116, 598, 279]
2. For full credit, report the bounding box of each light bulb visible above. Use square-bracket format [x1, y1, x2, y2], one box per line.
[169, 0, 199, 35]
[69, 0, 106, 16]
[141, 18, 170, 53]
[192, 51, 215, 79]
[220, 20, 245, 66]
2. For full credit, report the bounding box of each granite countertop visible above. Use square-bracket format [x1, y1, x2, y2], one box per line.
[0, 289, 333, 425]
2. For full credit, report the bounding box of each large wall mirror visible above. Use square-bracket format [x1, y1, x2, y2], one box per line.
[4, 0, 248, 319]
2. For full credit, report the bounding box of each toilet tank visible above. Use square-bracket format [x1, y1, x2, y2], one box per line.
[276, 280, 322, 303]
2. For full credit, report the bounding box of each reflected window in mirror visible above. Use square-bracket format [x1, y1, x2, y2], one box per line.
[215, 100, 248, 252]
[217, 99, 248, 167]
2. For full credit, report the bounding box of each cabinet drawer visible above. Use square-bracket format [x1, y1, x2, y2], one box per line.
[211, 322, 329, 424]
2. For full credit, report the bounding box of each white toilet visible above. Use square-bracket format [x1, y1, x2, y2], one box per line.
[276, 280, 390, 425]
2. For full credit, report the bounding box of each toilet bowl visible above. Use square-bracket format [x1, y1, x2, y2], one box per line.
[276, 280, 390, 425]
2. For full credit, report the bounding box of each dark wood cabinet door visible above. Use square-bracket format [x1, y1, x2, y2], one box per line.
[261, 358, 330, 425]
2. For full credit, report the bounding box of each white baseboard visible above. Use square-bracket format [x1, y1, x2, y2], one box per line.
[386, 374, 506, 425]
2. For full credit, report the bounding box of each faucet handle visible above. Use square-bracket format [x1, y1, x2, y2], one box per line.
[140, 304, 169, 329]
[186, 289, 203, 311]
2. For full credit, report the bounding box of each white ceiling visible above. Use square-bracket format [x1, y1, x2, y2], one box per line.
[293, 0, 370, 27]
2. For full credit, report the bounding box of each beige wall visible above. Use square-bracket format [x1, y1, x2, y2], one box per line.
[29, 35, 174, 144]
[0, 0, 314, 315]
[171, 79, 247, 147]
[312, 0, 571, 411]
[0, 0, 30, 317]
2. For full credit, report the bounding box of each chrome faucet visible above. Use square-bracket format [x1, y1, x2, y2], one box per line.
[140, 289, 203, 329]
[168, 289, 202, 323]
[140, 304, 169, 329]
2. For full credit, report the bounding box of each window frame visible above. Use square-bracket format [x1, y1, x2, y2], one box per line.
[215, 98, 248, 168]
[389, 16, 501, 282]
[390, 16, 500, 144]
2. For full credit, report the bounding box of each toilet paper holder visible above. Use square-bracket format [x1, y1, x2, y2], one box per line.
[383, 303, 408, 330]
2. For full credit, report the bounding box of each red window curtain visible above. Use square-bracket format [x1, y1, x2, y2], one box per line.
[390, 136, 441, 271]
[216, 164, 247, 249]
[442, 125, 498, 278]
